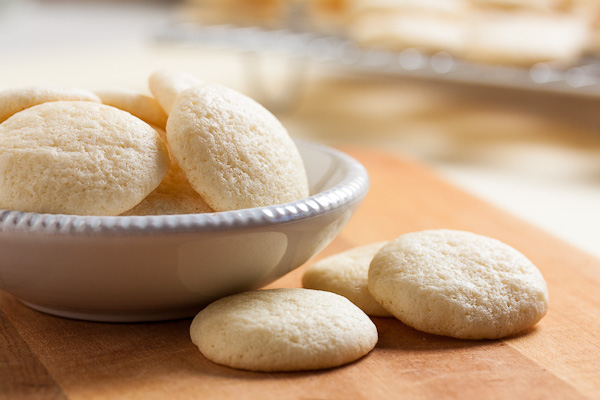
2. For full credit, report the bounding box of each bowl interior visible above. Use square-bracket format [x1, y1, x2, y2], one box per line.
[301, 141, 350, 195]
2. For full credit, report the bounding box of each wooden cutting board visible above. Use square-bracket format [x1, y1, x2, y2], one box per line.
[2, 147, 599, 400]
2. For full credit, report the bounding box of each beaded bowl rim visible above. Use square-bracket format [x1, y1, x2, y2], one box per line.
[0, 140, 369, 236]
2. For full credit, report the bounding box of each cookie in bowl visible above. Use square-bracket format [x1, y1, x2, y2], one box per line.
[167, 83, 309, 211]
[0, 85, 101, 123]
[0, 100, 169, 216]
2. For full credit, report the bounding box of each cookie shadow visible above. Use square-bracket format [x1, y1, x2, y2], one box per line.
[371, 317, 524, 351]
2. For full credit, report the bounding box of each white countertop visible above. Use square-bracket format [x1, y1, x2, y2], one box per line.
[1, 0, 599, 258]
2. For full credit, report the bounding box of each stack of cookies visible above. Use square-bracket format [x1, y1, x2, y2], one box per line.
[181, 0, 600, 65]
[303, 229, 549, 340]
[0, 70, 309, 216]
[345, 0, 594, 65]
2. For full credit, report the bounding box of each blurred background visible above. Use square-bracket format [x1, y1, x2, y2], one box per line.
[1, 0, 600, 256]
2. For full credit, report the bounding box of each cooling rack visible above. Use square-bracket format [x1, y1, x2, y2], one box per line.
[154, 22, 600, 100]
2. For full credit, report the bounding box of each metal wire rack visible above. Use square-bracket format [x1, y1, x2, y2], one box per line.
[154, 22, 600, 100]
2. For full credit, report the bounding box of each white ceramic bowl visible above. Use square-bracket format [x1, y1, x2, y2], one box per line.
[0, 141, 369, 322]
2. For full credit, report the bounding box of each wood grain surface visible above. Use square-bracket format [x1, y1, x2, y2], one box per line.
[1, 147, 599, 400]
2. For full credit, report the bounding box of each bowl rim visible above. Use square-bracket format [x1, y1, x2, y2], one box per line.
[0, 140, 369, 236]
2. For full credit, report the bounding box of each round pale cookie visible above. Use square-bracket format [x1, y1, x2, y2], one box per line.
[302, 242, 392, 317]
[167, 83, 309, 211]
[122, 126, 211, 215]
[122, 161, 213, 215]
[0, 101, 170, 215]
[0, 85, 101, 123]
[95, 87, 167, 129]
[368, 229, 549, 339]
[190, 288, 378, 372]
[148, 69, 203, 114]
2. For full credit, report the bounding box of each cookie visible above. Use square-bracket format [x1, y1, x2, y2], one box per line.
[368, 229, 549, 339]
[0, 85, 101, 123]
[166, 83, 309, 211]
[148, 69, 203, 114]
[190, 288, 378, 371]
[121, 159, 213, 215]
[95, 87, 168, 129]
[121, 126, 211, 215]
[464, 11, 588, 65]
[349, 9, 467, 55]
[0, 101, 170, 215]
[302, 242, 392, 317]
